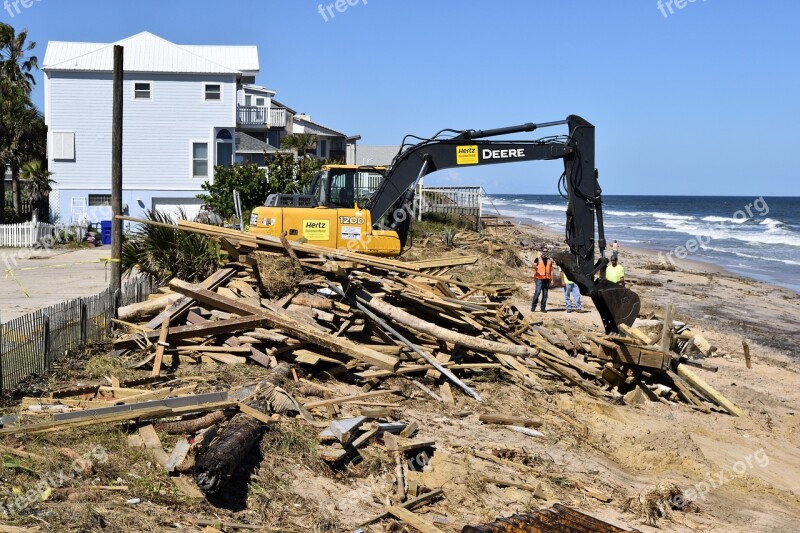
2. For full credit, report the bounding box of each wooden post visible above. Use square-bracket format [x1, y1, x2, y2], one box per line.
[660, 303, 674, 354]
[79, 298, 88, 345]
[742, 339, 752, 369]
[110, 45, 124, 295]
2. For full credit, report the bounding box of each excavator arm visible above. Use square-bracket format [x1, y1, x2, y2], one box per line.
[365, 115, 640, 332]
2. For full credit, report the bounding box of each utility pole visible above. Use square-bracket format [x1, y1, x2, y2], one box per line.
[110, 45, 123, 295]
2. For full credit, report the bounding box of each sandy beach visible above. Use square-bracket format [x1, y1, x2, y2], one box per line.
[472, 221, 800, 531]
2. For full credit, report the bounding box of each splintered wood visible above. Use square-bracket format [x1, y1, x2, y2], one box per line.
[0, 218, 746, 527]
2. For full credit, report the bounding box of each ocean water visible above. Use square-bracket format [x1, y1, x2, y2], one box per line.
[484, 195, 800, 293]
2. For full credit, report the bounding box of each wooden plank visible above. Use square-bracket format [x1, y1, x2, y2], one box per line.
[304, 390, 400, 409]
[237, 403, 273, 424]
[139, 424, 169, 468]
[676, 364, 744, 417]
[168, 279, 400, 372]
[481, 475, 546, 498]
[660, 303, 675, 354]
[145, 267, 236, 330]
[478, 413, 543, 428]
[386, 506, 445, 533]
[151, 317, 170, 377]
[439, 383, 455, 406]
[0, 400, 235, 436]
[359, 489, 444, 527]
[171, 475, 205, 500]
[114, 315, 280, 350]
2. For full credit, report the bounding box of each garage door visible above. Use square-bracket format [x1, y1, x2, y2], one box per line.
[152, 197, 205, 222]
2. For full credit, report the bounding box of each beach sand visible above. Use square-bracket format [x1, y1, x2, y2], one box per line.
[493, 222, 800, 531]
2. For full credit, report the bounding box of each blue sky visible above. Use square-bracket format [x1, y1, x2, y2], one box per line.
[5, 0, 799, 196]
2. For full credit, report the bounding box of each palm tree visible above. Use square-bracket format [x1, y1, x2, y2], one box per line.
[0, 23, 41, 222]
[20, 160, 53, 222]
[280, 133, 318, 158]
[1, 89, 45, 216]
[0, 23, 38, 94]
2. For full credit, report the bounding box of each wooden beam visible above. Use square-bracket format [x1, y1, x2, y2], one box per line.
[115, 315, 280, 350]
[304, 390, 400, 409]
[676, 364, 744, 417]
[151, 316, 170, 377]
[168, 279, 399, 371]
[385, 506, 445, 533]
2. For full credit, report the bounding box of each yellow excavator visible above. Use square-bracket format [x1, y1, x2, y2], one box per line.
[249, 116, 640, 332]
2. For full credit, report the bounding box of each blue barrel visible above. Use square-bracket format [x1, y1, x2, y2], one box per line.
[100, 220, 112, 245]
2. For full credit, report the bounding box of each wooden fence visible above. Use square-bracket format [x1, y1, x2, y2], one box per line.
[0, 277, 156, 395]
[0, 221, 87, 248]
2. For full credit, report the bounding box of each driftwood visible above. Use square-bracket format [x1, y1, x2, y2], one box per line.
[193, 412, 264, 494]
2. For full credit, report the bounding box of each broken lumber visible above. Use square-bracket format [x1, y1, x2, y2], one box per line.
[676, 364, 744, 417]
[386, 506, 446, 533]
[479, 413, 543, 428]
[168, 279, 399, 371]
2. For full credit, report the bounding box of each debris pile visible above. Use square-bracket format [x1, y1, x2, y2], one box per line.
[0, 219, 745, 531]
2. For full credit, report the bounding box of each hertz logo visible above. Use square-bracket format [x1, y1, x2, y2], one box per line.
[456, 145, 479, 165]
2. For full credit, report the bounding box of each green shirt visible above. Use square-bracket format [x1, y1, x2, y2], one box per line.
[606, 264, 625, 283]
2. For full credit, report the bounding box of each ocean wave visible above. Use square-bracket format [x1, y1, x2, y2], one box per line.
[700, 215, 747, 224]
[521, 203, 566, 212]
[700, 245, 800, 266]
[604, 210, 653, 217]
[653, 213, 695, 221]
[760, 218, 784, 229]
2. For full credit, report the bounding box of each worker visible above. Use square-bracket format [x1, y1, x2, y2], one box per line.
[605, 256, 625, 287]
[611, 240, 620, 260]
[563, 271, 582, 313]
[531, 248, 553, 312]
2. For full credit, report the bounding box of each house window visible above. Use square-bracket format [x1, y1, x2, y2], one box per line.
[256, 97, 265, 106]
[88, 194, 112, 207]
[216, 130, 233, 168]
[193, 143, 208, 177]
[204, 84, 222, 101]
[52, 132, 75, 160]
[319, 139, 328, 158]
[245, 95, 252, 106]
[134, 82, 152, 100]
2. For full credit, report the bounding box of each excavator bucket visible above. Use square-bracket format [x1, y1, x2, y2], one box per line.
[591, 284, 641, 334]
[553, 253, 641, 334]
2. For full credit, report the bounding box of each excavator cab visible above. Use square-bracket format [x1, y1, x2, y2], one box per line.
[307, 165, 386, 209]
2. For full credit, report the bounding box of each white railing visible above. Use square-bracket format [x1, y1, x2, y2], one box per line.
[0, 221, 87, 248]
[269, 108, 287, 128]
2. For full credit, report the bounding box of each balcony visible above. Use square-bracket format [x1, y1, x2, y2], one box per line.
[237, 105, 267, 126]
[269, 107, 287, 128]
[237, 106, 288, 128]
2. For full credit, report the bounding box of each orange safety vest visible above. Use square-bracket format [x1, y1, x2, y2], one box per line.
[534, 258, 552, 280]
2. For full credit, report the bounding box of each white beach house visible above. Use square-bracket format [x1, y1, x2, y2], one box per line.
[42, 31, 263, 223]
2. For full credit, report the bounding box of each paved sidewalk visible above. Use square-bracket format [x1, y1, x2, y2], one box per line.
[0, 247, 114, 322]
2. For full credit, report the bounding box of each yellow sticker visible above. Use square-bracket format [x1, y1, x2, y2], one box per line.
[302, 219, 330, 240]
[456, 145, 479, 165]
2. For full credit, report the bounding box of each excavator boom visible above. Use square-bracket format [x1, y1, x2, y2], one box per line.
[250, 116, 640, 332]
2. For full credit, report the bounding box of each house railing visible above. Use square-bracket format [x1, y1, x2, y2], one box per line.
[269, 108, 287, 128]
[237, 105, 268, 126]
[0, 277, 157, 396]
[0, 221, 87, 248]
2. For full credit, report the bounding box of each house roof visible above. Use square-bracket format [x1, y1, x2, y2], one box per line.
[242, 84, 276, 96]
[271, 99, 297, 115]
[43, 31, 257, 75]
[236, 131, 279, 154]
[293, 115, 346, 138]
